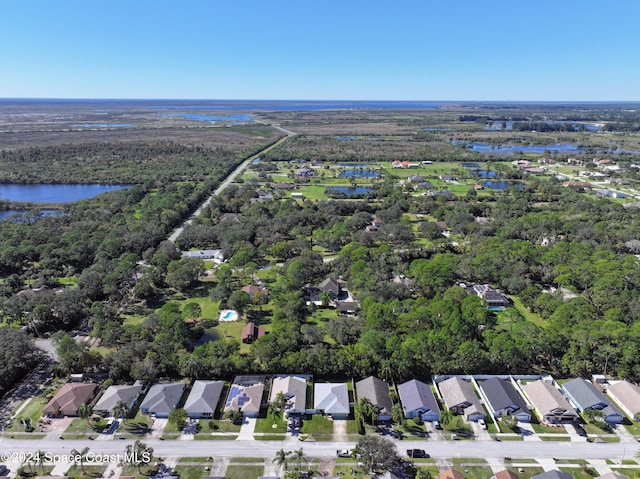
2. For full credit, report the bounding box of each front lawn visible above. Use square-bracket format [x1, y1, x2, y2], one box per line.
[225, 465, 264, 479]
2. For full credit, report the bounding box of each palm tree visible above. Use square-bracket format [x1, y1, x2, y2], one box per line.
[358, 397, 378, 425]
[439, 408, 454, 429]
[35, 450, 46, 474]
[70, 447, 90, 475]
[78, 403, 93, 427]
[291, 448, 307, 476]
[391, 403, 405, 426]
[112, 400, 129, 425]
[272, 449, 292, 478]
[183, 355, 203, 380]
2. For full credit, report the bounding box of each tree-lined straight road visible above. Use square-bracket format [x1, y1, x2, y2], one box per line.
[0, 437, 628, 462]
[167, 125, 295, 243]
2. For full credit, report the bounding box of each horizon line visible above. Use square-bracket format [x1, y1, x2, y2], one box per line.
[1, 97, 640, 104]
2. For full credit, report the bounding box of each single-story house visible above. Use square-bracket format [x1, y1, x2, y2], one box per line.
[440, 469, 465, 479]
[241, 322, 266, 344]
[181, 250, 224, 262]
[93, 381, 143, 415]
[496, 471, 520, 479]
[241, 285, 268, 301]
[355, 376, 393, 422]
[531, 471, 574, 479]
[397, 379, 440, 422]
[43, 383, 98, 417]
[607, 380, 640, 421]
[184, 380, 225, 419]
[314, 382, 350, 419]
[480, 377, 531, 422]
[139, 382, 186, 418]
[522, 379, 578, 424]
[318, 277, 341, 297]
[562, 378, 623, 424]
[471, 284, 510, 308]
[224, 376, 265, 418]
[270, 376, 307, 417]
[438, 377, 486, 422]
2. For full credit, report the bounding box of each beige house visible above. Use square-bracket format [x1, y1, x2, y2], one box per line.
[607, 380, 640, 421]
[438, 377, 485, 422]
[522, 379, 578, 424]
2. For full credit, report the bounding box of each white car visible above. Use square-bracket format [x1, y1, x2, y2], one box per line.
[478, 419, 487, 429]
[337, 449, 352, 458]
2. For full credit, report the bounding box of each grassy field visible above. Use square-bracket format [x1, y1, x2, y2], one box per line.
[225, 465, 265, 479]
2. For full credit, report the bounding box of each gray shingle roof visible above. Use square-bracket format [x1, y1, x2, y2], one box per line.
[314, 383, 349, 415]
[94, 382, 143, 413]
[562, 378, 622, 419]
[356, 376, 393, 416]
[184, 380, 224, 416]
[140, 382, 185, 415]
[397, 379, 439, 417]
[480, 377, 528, 414]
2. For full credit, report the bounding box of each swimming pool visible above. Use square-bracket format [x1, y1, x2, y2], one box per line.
[219, 309, 239, 322]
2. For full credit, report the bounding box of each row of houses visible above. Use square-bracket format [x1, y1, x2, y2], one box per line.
[42, 375, 640, 426]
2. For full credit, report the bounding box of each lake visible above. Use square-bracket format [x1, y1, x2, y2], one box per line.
[159, 112, 253, 123]
[461, 163, 482, 169]
[454, 141, 586, 154]
[339, 170, 380, 178]
[482, 181, 524, 190]
[0, 184, 129, 203]
[327, 186, 373, 196]
[472, 170, 497, 178]
[339, 163, 370, 167]
[71, 123, 133, 128]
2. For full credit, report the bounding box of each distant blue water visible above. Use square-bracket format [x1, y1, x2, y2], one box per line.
[339, 170, 380, 178]
[160, 112, 253, 123]
[422, 127, 450, 131]
[484, 121, 514, 131]
[472, 170, 497, 178]
[0, 98, 441, 112]
[0, 183, 129, 203]
[339, 163, 370, 167]
[336, 136, 359, 141]
[454, 141, 585, 154]
[482, 181, 524, 190]
[327, 186, 373, 195]
[461, 163, 482, 168]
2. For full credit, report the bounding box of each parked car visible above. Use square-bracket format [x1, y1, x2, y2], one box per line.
[337, 449, 352, 458]
[573, 423, 587, 436]
[406, 449, 429, 458]
[478, 419, 487, 430]
[433, 420, 442, 430]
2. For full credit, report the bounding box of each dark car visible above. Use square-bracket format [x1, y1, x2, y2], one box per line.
[406, 449, 429, 458]
[573, 423, 587, 437]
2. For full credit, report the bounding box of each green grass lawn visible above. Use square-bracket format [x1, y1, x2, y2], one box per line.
[225, 465, 264, 478]
[255, 416, 288, 435]
[559, 467, 599, 479]
[506, 467, 546, 479]
[509, 296, 547, 329]
[530, 422, 567, 434]
[65, 417, 110, 435]
[300, 415, 334, 436]
[65, 465, 106, 479]
[6, 397, 48, 433]
[173, 465, 211, 479]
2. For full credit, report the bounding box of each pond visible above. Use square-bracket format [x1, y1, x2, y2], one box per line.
[327, 186, 373, 196]
[472, 170, 497, 178]
[454, 141, 586, 155]
[0, 184, 129, 203]
[159, 112, 253, 123]
[339, 170, 380, 178]
[461, 163, 482, 169]
[482, 181, 524, 190]
[339, 163, 370, 167]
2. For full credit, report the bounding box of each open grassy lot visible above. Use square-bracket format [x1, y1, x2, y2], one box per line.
[5, 397, 48, 433]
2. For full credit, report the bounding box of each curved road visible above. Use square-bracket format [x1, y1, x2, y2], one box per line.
[167, 125, 296, 243]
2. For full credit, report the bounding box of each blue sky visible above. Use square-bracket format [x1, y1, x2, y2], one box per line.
[1, 0, 639, 101]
